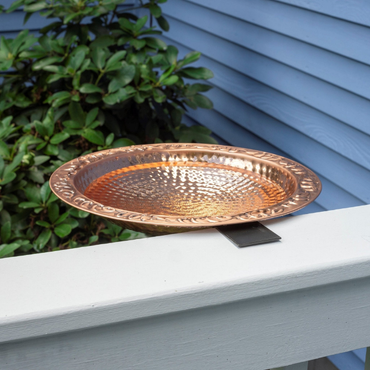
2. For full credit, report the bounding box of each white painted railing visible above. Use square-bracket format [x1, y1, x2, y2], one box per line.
[1, 205, 370, 369]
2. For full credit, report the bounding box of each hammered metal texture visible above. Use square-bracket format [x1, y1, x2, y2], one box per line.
[50, 144, 322, 235]
[84, 162, 288, 217]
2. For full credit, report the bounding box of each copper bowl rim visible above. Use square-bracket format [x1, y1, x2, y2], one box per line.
[49, 143, 322, 228]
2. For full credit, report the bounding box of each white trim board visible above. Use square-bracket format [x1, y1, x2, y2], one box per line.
[1, 205, 370, 369]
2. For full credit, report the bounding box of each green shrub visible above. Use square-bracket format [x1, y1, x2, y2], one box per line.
[0, 0, 215, 257]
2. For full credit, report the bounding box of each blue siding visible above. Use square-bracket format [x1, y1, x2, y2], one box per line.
[274, 0, 370, 27]
[329, 348, 366, 370]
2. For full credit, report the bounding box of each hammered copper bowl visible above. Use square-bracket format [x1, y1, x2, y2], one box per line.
[50, 144, 321, 235]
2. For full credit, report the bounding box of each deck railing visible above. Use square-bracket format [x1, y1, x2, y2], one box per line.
[1, 205, 370, 369]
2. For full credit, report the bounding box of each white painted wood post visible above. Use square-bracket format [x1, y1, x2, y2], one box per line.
[1, 205, 370, 369]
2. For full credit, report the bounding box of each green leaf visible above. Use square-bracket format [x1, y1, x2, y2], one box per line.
[47, 74, 68, 84]
[133, 15, 148, 31]
[52, 96, 72, 108]
[139, 84, 152, 92]
[106, 133, 114, 146]
[80, 59, 90, 72]
[149, 4, 161, 18]
[0, 156, 4, 177]
[178, 51, 201, 67]
[80, 84, 103, 94]
[39, 21, 63, 34]
[63, 218, 79, 228]
[34, 156, 50, 166]
[130, 39, 146, 50]
[108, 79, 121, 94]
[0, 243, 20, 258]
[86, 107, 99, 127]
[32, 56, 64, 71]
[90, 35, 115, 49]
[69, 208, 89, 218]
[161, 75, 178, 86]
[27, 170, 44, 184]
[24, 2, 47, 12]
[55, 212, 69, 225]
[11, 29, 31, 54]
[192, 94, 213, 109]
[144, 37, 167, 50]
[34, 229, 52, 250]
[134, 91, 145, 104]
[35, 221, 51, 228]
[153, 88, 166, 103]
[157, 16, 169, 31]
[180, 126, 218, 144]
[6, 151, 23, 173]
[105, 50, 127, 71]
[0, 172, 16, 185]
[34, 120, 48, 137]
[40, 181, 51, 203]
[36, 142, 47, 151]
[114, 62, 136, 86]
[178, 67, 214, 80]
[186, 83, 212, 95]
[82, 129, 105, 146]
[0, 141, 10, 158]
[47, 193, 58, 205]
[88, 235, 99, 245]
[188, 125, 213, 135]
[3, 193, 19, 204]
[92, 47, 107, 70]
[166, 45, 178, 65]
[118, 18, 135, 31]
[184, 99, 197, 110]
[85, 94, 102, 104]
[72, 71, 81, 90]
[103, 87, 133, 105]
[54, 223, 72, 238]
[86, 120, 100, 129]
[69, 102, 85, 125]
[50, 132, 70, 144]
[62, 120, 83, 129]
[48, 203, 59, 223]
[112, 138, 135, 148]
[44, 144, 59, 156]
[64, 12, 80, 24]
[43, 65, 66, 73]
[104, 61, 122, 73]
[6, 0, 24, 13]
[19, 201, 41, 209]
[39, 35, 52, 52]
[159, 64, 175, 82]
[1, 221, 11, 243]
[25, 184, 41, 203]
[44, 91, 71, 105]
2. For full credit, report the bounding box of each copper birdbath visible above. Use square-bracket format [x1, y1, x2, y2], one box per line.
[50, 144, 321, 235]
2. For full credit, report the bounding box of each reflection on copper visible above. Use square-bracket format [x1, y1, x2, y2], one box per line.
[84, 162, 287, 217]
[50, 144, 321, 235]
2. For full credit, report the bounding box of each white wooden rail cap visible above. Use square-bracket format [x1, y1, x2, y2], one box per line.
[1, 205, 370, 369]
